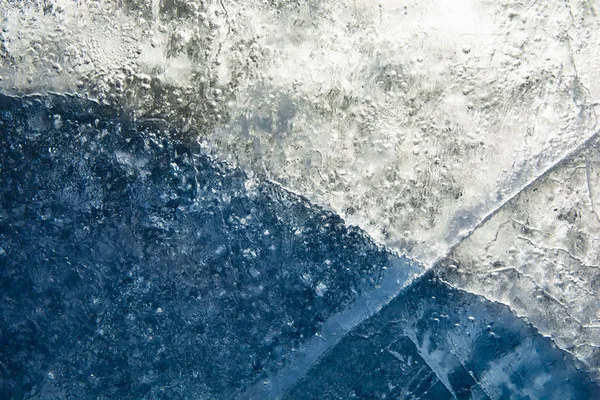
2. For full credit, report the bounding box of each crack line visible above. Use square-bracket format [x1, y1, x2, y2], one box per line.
[435, 128, 600, 267]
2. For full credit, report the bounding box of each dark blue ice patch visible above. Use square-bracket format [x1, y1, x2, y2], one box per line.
[283, 271, 600, 400]
[0, 94, 394, 399]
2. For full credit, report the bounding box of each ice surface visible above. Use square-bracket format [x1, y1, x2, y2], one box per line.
[0, 93, 417, 398]
[3, 0, 600, 397]
[284, 271, 600, 399]
[436, 135, 600, 379]
[2, 0, 600, 263]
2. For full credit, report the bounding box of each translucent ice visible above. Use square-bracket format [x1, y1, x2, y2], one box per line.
[283, 272, 600, 399]
[2, 0, 600, 263]
[436, 135, 600, 379]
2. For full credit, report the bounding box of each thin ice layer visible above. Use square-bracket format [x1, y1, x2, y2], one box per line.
[283, 272, 600, 400]
[2, 0, 599, 262]
[0, 94, 414, 398]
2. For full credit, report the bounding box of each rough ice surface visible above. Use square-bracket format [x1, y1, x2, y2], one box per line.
[0, 94, 418, 398]
[437, 135, 600, 379]
[2, 0, 599, 263]
[2, 0, 600, 398]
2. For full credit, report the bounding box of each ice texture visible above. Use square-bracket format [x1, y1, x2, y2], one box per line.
[2, 0, 600, 263]
[283, 272, 600, 400]
[0, 94, 414, 398]
[3, 0, 600, 396]
[437, 134, 600, 380]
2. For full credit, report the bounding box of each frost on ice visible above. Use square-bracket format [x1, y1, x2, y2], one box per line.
[437, 134, 600, 379]
[2, 0, 600, 264]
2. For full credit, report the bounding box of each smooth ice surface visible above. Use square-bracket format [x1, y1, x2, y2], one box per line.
[0, 94, 418, 398]
[243, 255, 421, 399]
[284, 272, 600, 399]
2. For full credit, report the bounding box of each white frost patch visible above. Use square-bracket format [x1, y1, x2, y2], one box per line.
[2, 0, 598, 265]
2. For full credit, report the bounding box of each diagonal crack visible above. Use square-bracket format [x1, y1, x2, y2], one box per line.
[243, 128, 600, 399]
[403, 331, 459, 400]
[434, 128, 600, 268]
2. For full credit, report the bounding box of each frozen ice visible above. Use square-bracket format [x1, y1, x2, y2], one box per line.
[2, 0, 600, 397]
[436, 134, 600, 379]
[283, 272, 600, 399]
[0, 93, 415, 398]
[2, 0, 600, 263]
